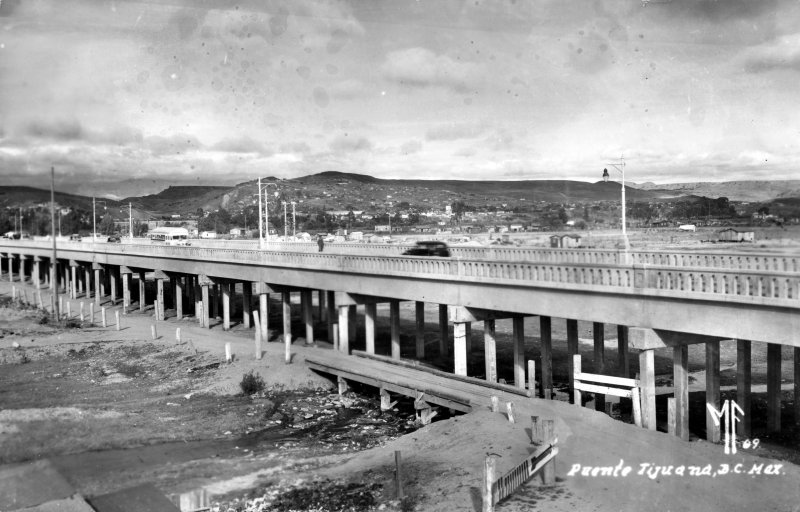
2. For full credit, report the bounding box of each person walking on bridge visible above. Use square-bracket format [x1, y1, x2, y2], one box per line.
[317, 235, 325, 252]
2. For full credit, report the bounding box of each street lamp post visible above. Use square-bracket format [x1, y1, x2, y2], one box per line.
[282, 201, 288, 240]
[257, 178, 279, 248]
[92, 197, 107, 243]
[603, 156, 630, 262]
[291, 201, 297, 238]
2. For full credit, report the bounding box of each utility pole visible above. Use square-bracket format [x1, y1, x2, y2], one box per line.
[291, 201, 296, 237]
[282, 201, 288, 239]
[93, 196, 96, 242]
[50, 167, 59, 319]
[129, 202, 133, 240]
[258, 177, 263, 248]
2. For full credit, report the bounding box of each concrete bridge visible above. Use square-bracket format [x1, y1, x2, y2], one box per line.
[1, 240, 798, 445]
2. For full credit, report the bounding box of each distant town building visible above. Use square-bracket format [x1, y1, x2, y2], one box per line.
[550, 234, 582, 248]
[718, 228, 755, 243]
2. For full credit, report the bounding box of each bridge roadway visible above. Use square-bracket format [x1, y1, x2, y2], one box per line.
[1, 240, 798, 443]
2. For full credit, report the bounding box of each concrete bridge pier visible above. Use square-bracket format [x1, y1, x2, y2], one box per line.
[155, 271, 168, 321]
[674, 344, 689, 441]
[415, 301, 425, 359]
[243, 282, 252, 329]
[567, 319, 579, 403]
[302, 289, 313, 344]
[187, 275, 196, 317]
[484, 319, 497, 382]
[109, 266, 117, 304]
[32, 256, 41, 289]
[618, 325, 630, 378]
[121, 267, 132, 313]
[174, 275, 183, 320]
[439, 305, 449, 358]
[70, 262, 78, 299]
[512, 317, 525, 390]
[453, 321, 467, 376]
[365, 303, 376, 354]
[18, 255, 28, 284]
[326, 291, 336, 345]
[706, 340, 721, 443]
[737, 339, 752, 437]
[541, 316, 553, 399]
[93, 264, 103, 307]
[255, 283, 269, 341]
[198, 275, 213, 328]
[593, 322, 605, 411]
[767, 343, 782, 432]
[390, 300, 401, 360]
[337, 305, 350, 354]
[318, 290, 326, 322]
[221, 281, 231, 330]
[84, 265, 91, 299]
[640, 349, 657, 430]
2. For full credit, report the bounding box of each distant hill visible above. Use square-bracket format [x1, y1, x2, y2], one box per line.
[633, 180, 800, 202]
[123, 186, 231, 215]
[0, 186, 116, 210]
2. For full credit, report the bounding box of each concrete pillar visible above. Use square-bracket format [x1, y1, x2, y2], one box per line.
[259, 293, 269, 341]
[438, 304, 448, 357]
[200, 284, 210, 328]
[593, 321, 605, 411]
[705, 340, 721, 443]
[94, 268, 102, 307]
[338, 305, 350, 354]
[674, 345, 689, 441]
[109, 267, 117, 304]
[767, 343, 782, 432]
[302, 290, 313, 344]
[282, 291, 292, 346]
[541, 316, 552, 399]
[318, 290, 326, 321]
[138, 271, 146, 312]
[157, 277, 166, 320]
[795, 348, 800, 426]
[484, 319, 497, 383]
[212, 284, 220, 320]
[326, 291, 336, 343]
[122, 272, 131, 313]
[187, 276, 195, 315]
[415, 301, 425, 359]
[640, 349, 657, 430]
[71, 265, 78, 299]
[348, 305, 357, 346]
[737, 339, 752, 438]
[512, 317, 525, 389]
[243, 282, 252, 329]
[465, 322, 472, 353]
[84, 267, 91, 299]
[567, 319, 579, 403]
[390, 300, 401, 360]
[617, 325, 630, 378]
[222, 282, 231, 331]
[454, 322, 467, 376]
[19, 255, 27, 282]
[365, 303, 376, 354]
[175, 276, 183, 320]
[32, 258, 40, 290]
[4, 255, 10, 282]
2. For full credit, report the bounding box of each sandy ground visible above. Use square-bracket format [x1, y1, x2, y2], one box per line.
[1, 278, 799, 511]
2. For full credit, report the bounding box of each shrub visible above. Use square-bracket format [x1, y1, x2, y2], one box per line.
[240, 370, 265, 395]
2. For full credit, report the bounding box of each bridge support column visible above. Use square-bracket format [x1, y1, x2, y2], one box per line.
[156, 275, 165, 321]
[365, 303, 376, 354]
[737, 339, 752, 437]
[640, 349, 657, 430]
[338, 305, 350, 354]
[415, 301, 425, 359]
[705, 340, 721, 443]
[390, 300, 401, 360]
[318, 290, 326, 322]
[3, 254, 10, 282]
[71, 264, 78, 299]
[200, 281, 211, 328]
[484, 319, 497, 383]
[541, 316, 552, 399]
[19, 255, 27, 283]
[122, 271, 131, 314]
[302, 290, 313, 344]
[94, 266, 102, 307]
[567, 319, 579, 403]
[222, 282, 231, 331]
[326, 291, 336, 344]
[465, 322, 472, 354]
[212, 285, 220, 320]
[109, 267, 117, 304]
[454, 322, 468, 376]
[282, 291, 292, 346]
[618, 325, 630, 378]
[32, 257, 40, 290]
[795, 348, 800, 425]
[138, 271, 146, 312]
[439, 305, 449, 357]
[593, 322, 605, 411]
[512, 317, 525, 390]
[674, 345, 689, 441]
[259, 292, 269, 341]
[84, 266, 91, 299]
[348, 305, 357, 347]
[243, 283, 252, 329]
[767, 343, 782, 432]
[175, 276, 183, 320]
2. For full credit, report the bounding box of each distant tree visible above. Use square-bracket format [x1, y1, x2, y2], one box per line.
[99, 213, 116, 235]
[757, 206, 770, 216]
[557, 207, 568, 224]
[583, 206, 590, 221]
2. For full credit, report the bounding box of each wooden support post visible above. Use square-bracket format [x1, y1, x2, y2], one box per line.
[567, 319, 578, 403]
[380, 388, 397, 411]
[176, 327, 181, 343]
[175, 276, 183, 320]
[338, 376, 349, 395]
[767, 342, 782, 432]
[540, 316, 552, 399]
[484, 319, 497, 383]
[617, 325, 629, 378]
[80, 302, 85, 322]
[415, 301, 425, 359]
[303, 289, 313, 344]
[573, 354, 582, 406]
[222, 282, 231, 331]
[706, 340, 721, 443]
[528, 360, 536, 397]
[453, 322, 467, 376]
[89, 303, 94, 324]
[640, 349, 656, 430]
[512, 317, 525, 390]
[674, 344, 689, 441]
[365, 303, 377, 355]
[282, 291, 291, 362]
[253, 311, 263, 360]
[259, 292, 269, 341]
[438, 304, 448, 357]
[338, 305, 350, 354]
[593, 321, 605, 411]
[541, 419, 556, 485]
[243, 282, 252, 329]
[390, 300, 401, 360]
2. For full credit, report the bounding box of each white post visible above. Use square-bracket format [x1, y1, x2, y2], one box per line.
[115, 310, 120, 331]
[258, 177, 263, 249]
[151, 324, 157, 340]
[101, 306, 107, 327]
[176, 327, 181, 343]
[225, 342, 232, 363]
[80, 302, 85, 322]
[89, 303, 94, 324]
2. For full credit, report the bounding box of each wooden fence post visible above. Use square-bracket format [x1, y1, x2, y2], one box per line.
[490, 396, 499, 413]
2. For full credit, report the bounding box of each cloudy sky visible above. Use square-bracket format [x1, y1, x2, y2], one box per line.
[1, 0, 799, 194]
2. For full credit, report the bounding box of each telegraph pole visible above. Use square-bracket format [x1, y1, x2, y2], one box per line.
[50, 167, 59, 319]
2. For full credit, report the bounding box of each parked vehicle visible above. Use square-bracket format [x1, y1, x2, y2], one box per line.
[402, 241, 451, 257]
[107, 235, 121, 243]
[69, 234, 82, 241]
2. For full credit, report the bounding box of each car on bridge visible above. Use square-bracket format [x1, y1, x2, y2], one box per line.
[402, 241, 451, 257]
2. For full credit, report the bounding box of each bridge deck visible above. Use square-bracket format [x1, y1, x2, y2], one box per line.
[305, 349, 531, 413]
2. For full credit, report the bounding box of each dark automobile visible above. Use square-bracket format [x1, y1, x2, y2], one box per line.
[107, 235, 121, 243]
[402, 241, 451, 257]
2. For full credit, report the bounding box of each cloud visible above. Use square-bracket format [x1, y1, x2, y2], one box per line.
[329, 135, 373, 153]
[279, 141, 311, 154]
[743, 34, 800, 73]
[329, 79, 369, 99]
[426, 121, 487, 141]
[212, 136, 270, 154]
[381, 47, 481, 92]
[145, 134, 204, 156]
[400, 139, 422, 155]
[24, 119, 84, 141]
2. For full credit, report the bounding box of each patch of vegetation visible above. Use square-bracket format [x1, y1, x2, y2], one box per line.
[239, 370, 265, 395]
[270, 480, 382, 512]
[115, 362, 146, 377]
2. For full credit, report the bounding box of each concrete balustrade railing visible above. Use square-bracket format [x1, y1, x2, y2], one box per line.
[2, 240, 797, 306]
